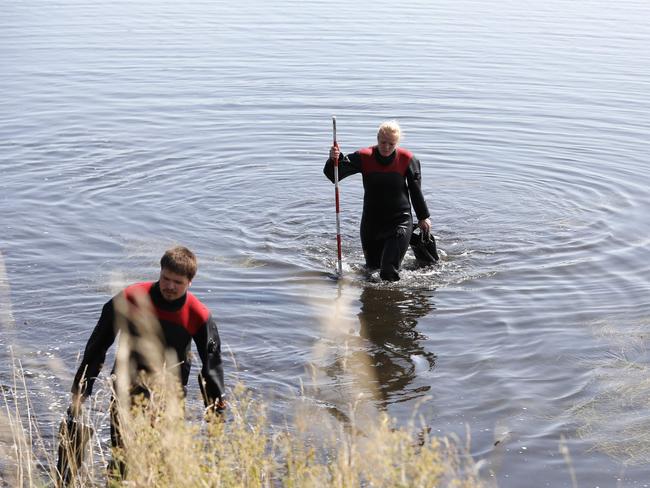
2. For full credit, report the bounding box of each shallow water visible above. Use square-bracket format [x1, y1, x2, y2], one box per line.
[2, 0, 650, 485]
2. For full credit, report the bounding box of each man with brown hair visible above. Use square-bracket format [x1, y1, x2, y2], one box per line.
[59, 246, 225, 482]
[70, 245, 224, 411]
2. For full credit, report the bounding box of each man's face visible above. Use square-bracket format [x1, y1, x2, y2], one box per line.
[377, 131, 399, 157]
[159, 268, 191, 302]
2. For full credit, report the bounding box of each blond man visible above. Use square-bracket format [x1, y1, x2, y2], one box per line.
[325, 121, 431, 281]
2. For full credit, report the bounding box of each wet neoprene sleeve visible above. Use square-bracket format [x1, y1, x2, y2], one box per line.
[193, 315, 225, 403]
[71, 300, 117, 398]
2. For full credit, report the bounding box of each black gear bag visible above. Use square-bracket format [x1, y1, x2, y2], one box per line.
[410, 225, 439, 265]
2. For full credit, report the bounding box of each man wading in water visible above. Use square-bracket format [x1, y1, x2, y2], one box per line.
[324, 120, 432, 281]
[58, 246, 225, 483]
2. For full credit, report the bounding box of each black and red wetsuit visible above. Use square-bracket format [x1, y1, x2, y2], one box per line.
[72, 281, 224, 406]
[324, 146, 430, 280]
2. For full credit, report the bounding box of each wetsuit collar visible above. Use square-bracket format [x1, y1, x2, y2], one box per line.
[150, 281, 187, 311]
[373, 146, 397, 165]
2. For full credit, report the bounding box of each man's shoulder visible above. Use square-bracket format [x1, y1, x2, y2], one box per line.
[397, 147, 414, 160]
[358, 146, 374, 156]
[186, 292, 211, 322]
[122, 282, 153, 299]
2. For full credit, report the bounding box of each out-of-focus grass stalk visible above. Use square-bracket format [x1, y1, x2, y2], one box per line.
[1, 351, 36, 487]
[0, 251, 15, 329]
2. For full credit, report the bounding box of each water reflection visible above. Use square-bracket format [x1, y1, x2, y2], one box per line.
[357, 285, 437, 406]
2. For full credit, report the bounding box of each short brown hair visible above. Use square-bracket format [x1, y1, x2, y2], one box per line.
[160, 246, 197, 281]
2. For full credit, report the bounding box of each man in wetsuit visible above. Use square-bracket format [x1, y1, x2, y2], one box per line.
[64, 246, 225, 478]
[324, 120, 432, 281]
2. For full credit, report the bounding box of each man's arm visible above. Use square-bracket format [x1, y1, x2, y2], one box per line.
[323, 149, 362, 183]
[406, 156, 431, 228]
[194, 315, 225, 411]
[71, 299, 118, 406]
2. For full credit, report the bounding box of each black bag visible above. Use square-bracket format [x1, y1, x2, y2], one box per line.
[56, 407, 93, 487]
[410, 226, 439, 265]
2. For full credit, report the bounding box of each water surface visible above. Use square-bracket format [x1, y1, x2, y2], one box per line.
[2, 1, 650, 485]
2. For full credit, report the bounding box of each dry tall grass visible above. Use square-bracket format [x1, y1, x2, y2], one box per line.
[1, 358, 482, 488]
[1, 263, 482, 487]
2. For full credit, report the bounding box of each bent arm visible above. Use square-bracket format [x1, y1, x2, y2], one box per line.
[323, 150, 362, 183]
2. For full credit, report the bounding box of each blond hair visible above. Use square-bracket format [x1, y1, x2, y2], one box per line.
[377, 120, 401, 142]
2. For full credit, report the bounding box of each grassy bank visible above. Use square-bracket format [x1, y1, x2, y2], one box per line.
[1, 364, 482, 488]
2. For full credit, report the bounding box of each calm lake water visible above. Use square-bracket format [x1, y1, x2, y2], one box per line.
[2, 0, 650, 485]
